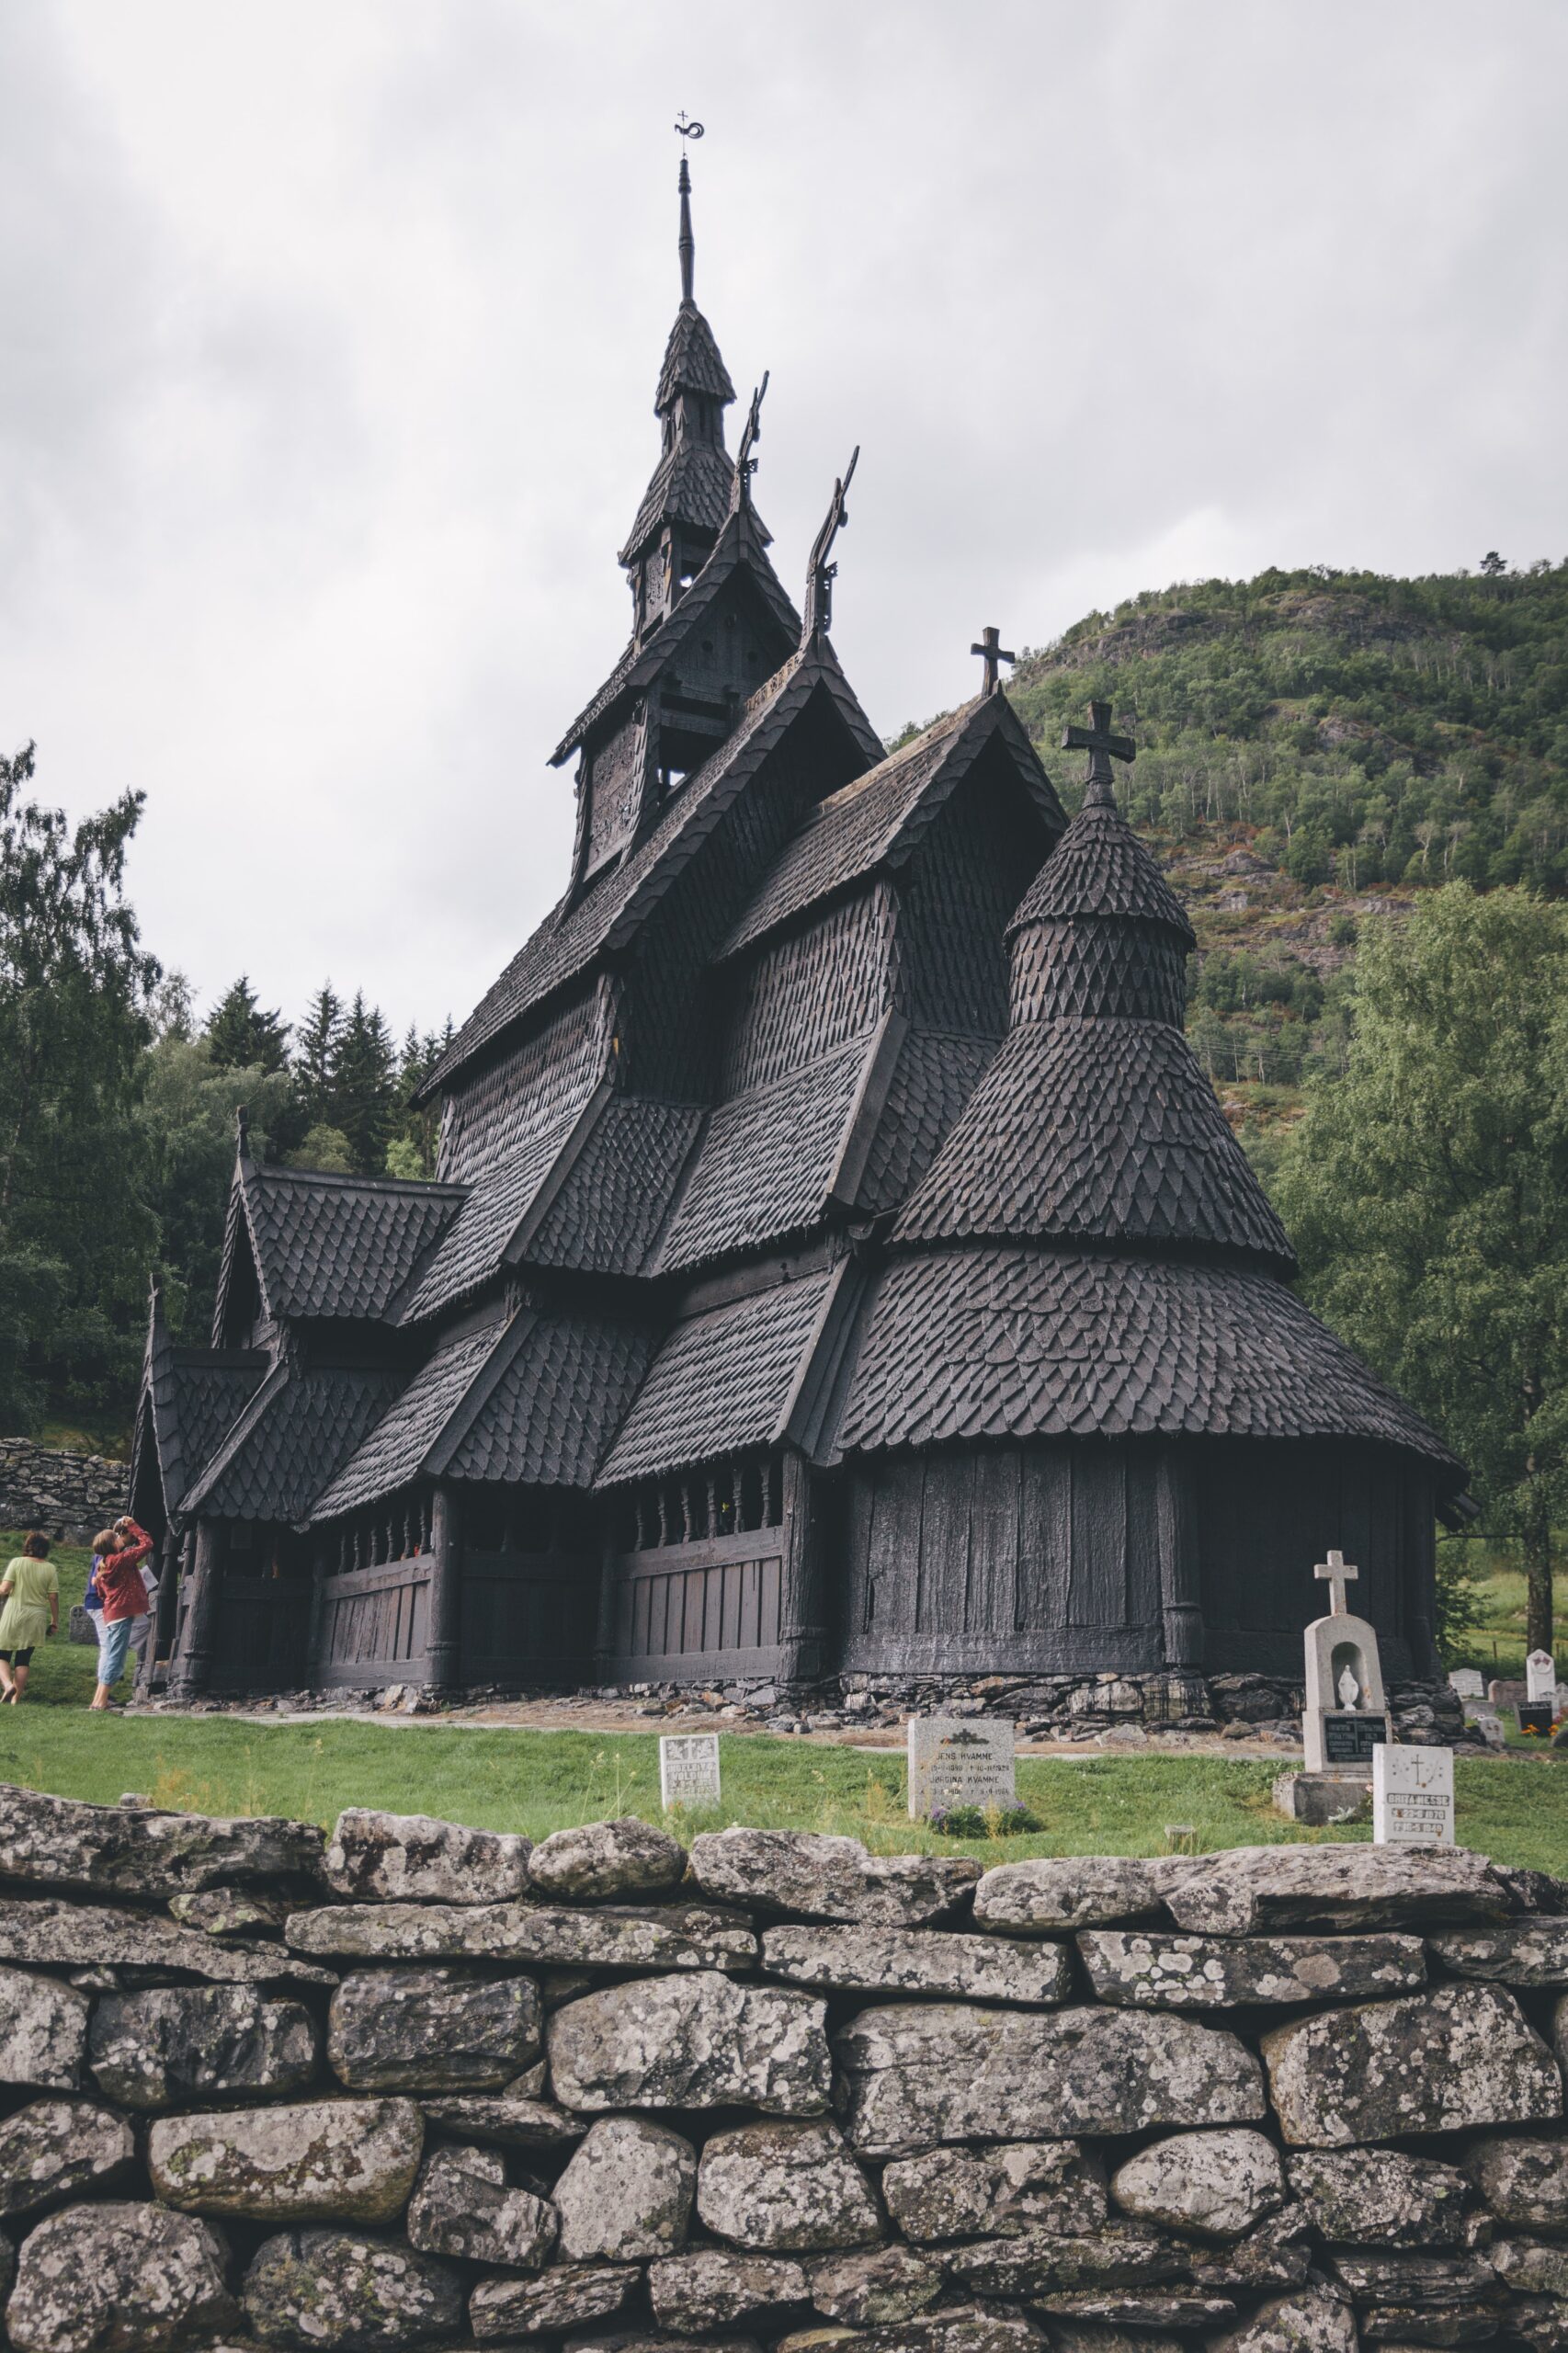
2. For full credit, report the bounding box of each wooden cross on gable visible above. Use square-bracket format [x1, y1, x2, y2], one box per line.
[1315, 1549, 1358, 1617]
[1062, 698, 1136, 801]
[971, 626, 1016, 697]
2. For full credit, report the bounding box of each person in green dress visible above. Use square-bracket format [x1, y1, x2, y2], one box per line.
[0, 1533, 60, 1702]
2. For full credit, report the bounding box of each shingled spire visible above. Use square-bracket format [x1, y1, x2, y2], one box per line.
[619, 134, 739, 627]
[893, 699, 1294, 1267]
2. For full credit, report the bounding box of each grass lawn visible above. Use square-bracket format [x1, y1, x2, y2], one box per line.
[6, 1532, 1566, 1872]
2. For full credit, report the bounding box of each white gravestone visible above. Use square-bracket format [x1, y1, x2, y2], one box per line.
[1374, 1745, 1456, 1847]
[907, 1718, 1016, 1819]
[1527, 1650, 1559, 1706]
[659, 1733, 722, 1810]
[1448, 1668, 1484, 1701]
[1302, 1551, 1392, 1775]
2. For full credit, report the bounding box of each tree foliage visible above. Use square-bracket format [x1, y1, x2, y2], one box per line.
[0, 745, 160, 1427]
[1272, 885, 1568, 1655]
[204, 975, 290, 1074]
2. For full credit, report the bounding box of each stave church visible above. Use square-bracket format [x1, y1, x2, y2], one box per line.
[131, 145, 1467, 1716]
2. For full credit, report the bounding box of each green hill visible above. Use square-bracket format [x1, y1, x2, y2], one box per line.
[990, 558, 1568, 1129]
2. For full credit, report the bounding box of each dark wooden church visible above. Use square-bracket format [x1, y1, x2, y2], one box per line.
[132, 152, 1465, 1709]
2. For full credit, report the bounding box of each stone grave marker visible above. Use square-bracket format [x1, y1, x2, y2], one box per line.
[1527, 1649, 1559, 1706]
[907, 1717, 1016, 1819]
[1373, 1744, 1456, 1847]
[1448, 1668, 1484, 1700]
[659, 1733, 722, 1811]
[1489, 1677, 1528, 1711]
[1302, 1550, 1392, 1773]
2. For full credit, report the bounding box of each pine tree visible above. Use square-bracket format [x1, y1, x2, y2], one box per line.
[385, 1025, 446, 1179]
[205, 976, 290, 1074]
[295, 984, 343, 1126]
[330, 992, 397, 1175]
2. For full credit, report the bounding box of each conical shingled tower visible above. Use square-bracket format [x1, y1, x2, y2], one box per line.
[894, 726, 1295, 1266]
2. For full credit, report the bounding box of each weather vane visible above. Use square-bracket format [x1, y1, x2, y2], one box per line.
[675, 113, 705, 143]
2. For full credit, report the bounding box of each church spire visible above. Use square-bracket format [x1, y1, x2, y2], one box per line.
[678, 152, 696, 302]
[617, 119, 738, 616]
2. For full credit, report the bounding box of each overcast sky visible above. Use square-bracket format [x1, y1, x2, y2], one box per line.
[4, 1, 1565, 1042]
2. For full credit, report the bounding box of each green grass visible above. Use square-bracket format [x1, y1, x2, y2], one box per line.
[1445, 1540, 1568, 1680]
[5, 1533, 1565, 1872]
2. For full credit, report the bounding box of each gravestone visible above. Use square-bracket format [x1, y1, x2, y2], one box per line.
[907, 1717, 1016, 1819]
[1490, 1677, 1528, 1711]
[1302, 1551, 1392, 1774]
[1448, 1668, 1484, 1700]
[1373, 1745, 1456, 1847]
[1527, 1650, 1559, 1707]
[659, 1733, 722, 1810]
[1518, 1704, 1555, 1739]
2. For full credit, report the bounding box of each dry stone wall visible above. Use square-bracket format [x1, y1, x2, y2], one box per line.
[0, 1440, 127, 1544]
[2, 1793, 1568, 2353]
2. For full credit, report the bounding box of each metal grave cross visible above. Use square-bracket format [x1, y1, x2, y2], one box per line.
[1315, 1550, 1358, 1617]
[1062, 698, 1136, 796]
[971, 626, 1016, 697]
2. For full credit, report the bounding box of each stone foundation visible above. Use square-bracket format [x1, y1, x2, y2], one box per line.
[2, 1787, 1567, 2353]
[0, 1438, 127, 1543]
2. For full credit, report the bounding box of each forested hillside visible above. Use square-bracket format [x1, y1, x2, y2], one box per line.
[997, 556, 1568, 1119]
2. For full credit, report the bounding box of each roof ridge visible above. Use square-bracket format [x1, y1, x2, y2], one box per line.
[252, 1162, 467, 1199]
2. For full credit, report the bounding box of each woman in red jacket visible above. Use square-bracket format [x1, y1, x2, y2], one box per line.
[90, 1516, 153, 1711]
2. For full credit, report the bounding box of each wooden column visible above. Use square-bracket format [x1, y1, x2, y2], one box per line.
[778, 1450, 828, 1685]
[137, 1529, 181, 1694]
[168, 1519, 222, 1699]
[1156, 1448, 1205, 1668]
[593, 1531, 620, 1682]
[425, 1485, 462, 1693]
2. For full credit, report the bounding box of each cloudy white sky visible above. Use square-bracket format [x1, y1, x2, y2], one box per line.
[3, 1, 1565, 1040]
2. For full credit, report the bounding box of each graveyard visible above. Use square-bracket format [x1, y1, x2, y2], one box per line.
[4, 1531, 1565, 1873]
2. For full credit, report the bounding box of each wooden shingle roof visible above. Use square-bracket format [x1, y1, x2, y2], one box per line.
[719, 692, 1065, 962]
[653, 1034, 875, 1272]
[551, 502, 796, 767]
[309, 1320, 506, 1522]
[597, 1267, 847, 1486]
[1008, 795, 1196, 943]
[655, 301, 735, 408]
[183, 1362, 404, 1525]
[439, 1313, 659, 1489]
[619, 439, 736, 568]
[420, 638, 883, 1100]
[837, 1246, 1462, 1472]
[135, 1290, 267, 1520]
[893, 1019, 1295, 1267]
[232, 1161, 465, 1326]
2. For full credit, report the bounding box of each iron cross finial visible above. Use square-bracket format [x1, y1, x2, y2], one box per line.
[1314, 1549, 1359, 1618]
[971, 626, 1016, 697]
[1061, 697, 1135, 807]
[675, 113, 704, 145]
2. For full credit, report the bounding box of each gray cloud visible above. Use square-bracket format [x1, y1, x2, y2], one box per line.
[2, 0, 1563, 1038]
